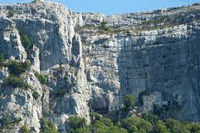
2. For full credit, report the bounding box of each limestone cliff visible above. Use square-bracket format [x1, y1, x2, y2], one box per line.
[0, 0, 200, 132]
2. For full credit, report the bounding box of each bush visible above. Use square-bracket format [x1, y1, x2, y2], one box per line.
[91, 117, 127, 133]
[122, 116, 153, 133]
[123, 94, 135, 111]
[40, 118, 59, 133]
[142, 113, 159, 125]
[185, 122, 200, 133]
[154, 120, 170, 133]
[35, 72, 47, 84]
[68, 116, 86, 131]
[4, 76, 30, 89]
[90, 112, 102, 122]
[165, 119, 190, 133]
[6, 60, 31, 76]
[32, 91, 40, 100]
[20, 125, 29, 133]
[19, 33, 32, 50]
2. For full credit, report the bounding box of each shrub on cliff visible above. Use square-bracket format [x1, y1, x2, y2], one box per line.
[165, 119, 190, 133]
[35, 72, 47, 84]
[123, 94, 135, 111]
[20, 34, 32, 50]
[3, 76, 30, 89]
[40, 118, 59, 133]
[6, 60, 31, 76]
[68, 116, 86, 132]
[122, 116, 153, 133]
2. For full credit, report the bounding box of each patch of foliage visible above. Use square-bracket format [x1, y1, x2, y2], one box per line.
[3, 76, 30, 89]
[20, 125, 29, 133]
[165, 118, 190, 133]
[19, 33, 32, 50]
[123, 94, 135, 112]
[35, 72, 47, 84]
[90, 112, 102, 122]
[122, 116, 153, 133]
[0, 60, 31, 76]
[68, 116, 87, 132]
[67, 116, 127, 133]
[185, 122, 200, 133]
[40, 117, 59, 133]
[7, 60, 31, 76]
[40, 112, 200, 133]
[142, 113, 159, 125]
[154, 120, 170, 133]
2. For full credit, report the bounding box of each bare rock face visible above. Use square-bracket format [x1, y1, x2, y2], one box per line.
[1, 1, 200, 132]
[0, 17, 27, 60]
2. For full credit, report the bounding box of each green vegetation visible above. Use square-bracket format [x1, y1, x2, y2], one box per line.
[68, 116, 87, 132]
[79, 16, 193, 35]
[66, 112, 200, 133]
[7, 60, 31, 76]
[19, 32, 32, 50]
[20, 125, 29, 133]
[122, 116, 153, 132]
[165, 119, 190, 133]
[67, 115, 127, 133]
[154, 120, 170, 133]
[123, 94, 135, 111]
[35, 72, 47, 84]
[40, 117, 59, 133]
[3, 76, 30, 89]
[0, 60, 31, 89]
[0, 60, 31, 76]
[185, 122, 200, 133]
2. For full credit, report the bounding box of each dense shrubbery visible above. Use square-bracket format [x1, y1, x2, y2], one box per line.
[3, 76, 30, 89]
[67, 116, 87, 132]
[7, 60, 31, 76]
[35, 72, 47, 84]
[66, 113, 200, 133]
[0, 60, 31, 89]
[19, 33, 32, 50]
[40, 118, 59, 133]
[0, 60, 31, 76]
[123, 94, 135, 112]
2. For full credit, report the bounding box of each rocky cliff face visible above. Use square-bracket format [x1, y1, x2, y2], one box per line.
[0, 0, 200, 132]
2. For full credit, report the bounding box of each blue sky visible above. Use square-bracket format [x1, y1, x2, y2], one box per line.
[0, 0, 199, 15]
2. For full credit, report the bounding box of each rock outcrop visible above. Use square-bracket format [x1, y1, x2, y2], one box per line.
[0, 0, 200, 132]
